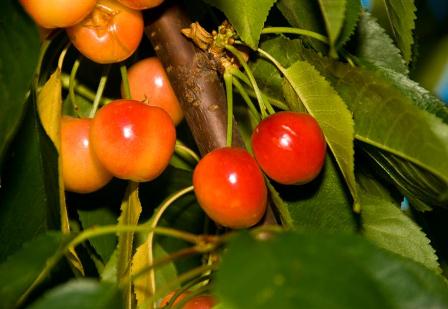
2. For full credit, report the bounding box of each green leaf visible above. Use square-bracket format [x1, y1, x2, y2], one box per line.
[318, 0, 346, 54]
[214, 232, 448, 309]
[372, 0, 416, 63]
[78, 208, 118, 263]
[251, 37, 304, 99]
[0, 100, 61, 260]
[284, 60, 359, 210]
[0, 232, 64, 309]
[277, 155, 357, 233]
[0, 0, 39, 166]
[276, 0, 326, 51]
[360, 189, 440, 273]
[203, 0, 276, 48]
[29, 279, 122, 309]
[335, 0, 361, 49]
[116, 182, 142, 307]
[354, 12, 408, 75]
[304, 55, 448, 207]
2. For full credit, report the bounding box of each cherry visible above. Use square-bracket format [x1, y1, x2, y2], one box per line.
[117, 0, 164, 10]
[61, 116, 113, 193]
[90, 99, 176, 182]
[193, 147, 267, 229]
[66, 0, 144, 64]
[251, 111, 326, 185]
[123, 57, 183, 125]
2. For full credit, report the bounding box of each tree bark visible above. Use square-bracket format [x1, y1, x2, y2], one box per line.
[144, 1, 277, 225]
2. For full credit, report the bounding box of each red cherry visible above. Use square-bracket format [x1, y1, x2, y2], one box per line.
[90, 99, 176, 182]
[251, 111, 326, 185]
[160, 291, 215, 309]
[193, 147, 267, 229]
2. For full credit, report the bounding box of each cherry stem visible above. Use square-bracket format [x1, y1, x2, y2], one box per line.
[257, 48, 288, 78]
[174, 140, 200, 163]
[164, 274, 212, 308]
[144, 186, 194, 304]
[61, 73, 112, 104]
[57, 42, 71, 71]
[224, 71, 234, 147]
[120, 64, 131, 100]
[69, 57, 82, 112]
[231, 77, 261, 122]
[225, 45, 272, 118]
[89, 64, 111, 118]
[33, 39, 52, 87]
[261, 27, 329, 44]
[171, 284, 212, 309]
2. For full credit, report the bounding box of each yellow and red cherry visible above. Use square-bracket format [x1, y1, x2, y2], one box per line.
[90, 99, 176, 182]
[123, 57, 183, 125]
[61, 116, 113, 193]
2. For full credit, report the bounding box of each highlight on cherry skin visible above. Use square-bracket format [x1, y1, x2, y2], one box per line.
[117, 0, 165, 10]
[66, 0, 144, 64]
[90, 99, 176, 182]
[61, 116, 113, 193]
[251, 111, 327, 185]
[193, 147, 268, 229]
[123, 57, 184, 125]
[19, 0, 96, 29]
[159, 291, 215, 309]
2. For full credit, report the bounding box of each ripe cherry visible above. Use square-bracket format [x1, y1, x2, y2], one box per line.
[66, 0, 144, 64]
[61, 116, 113, 193]
[160, 291, 215, 309]
[251, 111, 326, 185]
[117, 0, 164, 10]
[193, 147, 267, 229]
[90, 99, 176, 182]
[19, 0, 96, 29]
[123, 57, 183, 125]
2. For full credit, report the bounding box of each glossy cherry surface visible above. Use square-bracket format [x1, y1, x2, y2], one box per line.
[90, 99, 176, 182]
[193, 147, 267, 229]
[251, 111, 326, 185]
[124, 57, 183, 125]
[61, 116, 113, 193]
[20, 0, 96, 28]
[66, 0, 144, 64]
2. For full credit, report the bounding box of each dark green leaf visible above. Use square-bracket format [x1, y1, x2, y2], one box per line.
[354, 12, 408, 75]
[78, 208, 117, 262]
[303, 55, 448, 207]
[372, 0, 416, 63]
[277, 155, 356, 233]
[29, 279, 122, 309]
[0, 100, 61, 260]
[215, 232, 448, 309]
[0, 232, 64, 309]
[360, 189, 440, 273]
[0, 0, 39, 166]
[336, 0, 361, 49]
[204, 0, 276, 48]
[284, 59, 359, 209]
[276, 0, 326, 51]
[318, 0, 346, 53]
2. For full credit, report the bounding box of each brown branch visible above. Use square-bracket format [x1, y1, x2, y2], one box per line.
[144, 1, 277, 225]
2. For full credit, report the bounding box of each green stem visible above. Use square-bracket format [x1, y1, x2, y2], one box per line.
[225, 45, 269, 118]
[261, 27, 329, 44]
[33, 39, 52, 87]
[245, 88, 289, 110]
[232, 78, 261, 122]
[174, 140, 200, 163]
[145, 186, 194, 306]
[224, 72, 234, 147]
[89, 64, 111, 118]
[171, 284, 212, 309]
[69, 57, 82, 111]
[61, 74, 112, 104]
[120, 64, 131, 99]
[57, 42, 71, 71]
[257, 48, 288, 77]
[165, 274, 212, 308]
